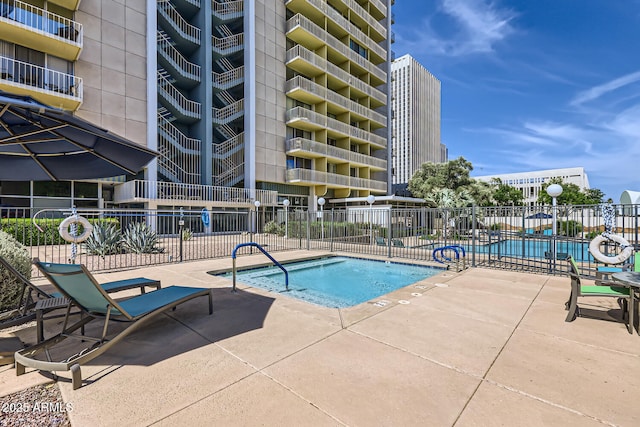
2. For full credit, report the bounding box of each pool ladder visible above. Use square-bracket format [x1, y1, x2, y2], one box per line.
[432, 245, 467, 272]
[231, 243, 289, 291]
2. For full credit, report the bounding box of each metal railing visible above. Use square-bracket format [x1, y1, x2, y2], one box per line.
[157, 0, 201, 45]
[0, 55, 82, 98]
[157, 31, 201, 80]
[0, 0, 83, 45]
[285, 137, 387, 169]
[2, 204, 639, 278]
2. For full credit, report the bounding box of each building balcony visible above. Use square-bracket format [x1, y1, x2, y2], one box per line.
[286, 45, 386, 106]
[0, 0, 83, 61]
[339, 0, 386, 40]
[368, 0, 387, 20]
[286, 137, 387, 170]
[47, 0, 81, 10]
[286, 107, 387, 148]
[286, 14, 386, 85]
[286, 76, 386, 126]
[114, 179, 278, 206]
[285, 168, 387, 191]
[212, 0, 243, 22]
[0, 56, 82, 110]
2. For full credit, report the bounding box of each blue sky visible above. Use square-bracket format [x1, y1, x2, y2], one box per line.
[392, 0, 640, 201]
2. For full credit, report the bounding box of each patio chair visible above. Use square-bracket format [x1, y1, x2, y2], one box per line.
[0, 255, 161, 342]
[594, 252, 639, 284]
[565, 256, 632, 333]
[391, 239, 405, 247]
[375, 237, 386, 246]
[14, 259, 212, 389]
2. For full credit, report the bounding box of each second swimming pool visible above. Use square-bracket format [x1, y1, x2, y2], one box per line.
[223, 257, 442, 308]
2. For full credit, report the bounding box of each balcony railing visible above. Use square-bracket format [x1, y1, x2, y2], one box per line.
[157, 31, 201, 80]
[212, 0, 243, 19]
[304, 0, 386, 60]
[286, 14, 386, 83]
[157, 71, 201, 119]
[286, 137, 387, 169]
[368, 0, 387, 17]
[340, 0, 386, 39]
[286, 45, 386, 105]
[212, 65, 243, 89]
[157, 0, 201, 45]
[212, 98, 244, 124]
[286, 107, 387, 147]
[114, 180, 278, 205]
[285, 168, 387, 191]
[0, 0, 83, 44]
[286, 76, 386, 125]
[211, 33, 244, 54]
[0, 55, 82, 98]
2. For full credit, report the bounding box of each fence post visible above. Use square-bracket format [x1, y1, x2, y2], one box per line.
[306, 210, 310, 250]
[387, 209, 392, 258]
[330, 209, 334, 252]
[471, 206, 476, 267]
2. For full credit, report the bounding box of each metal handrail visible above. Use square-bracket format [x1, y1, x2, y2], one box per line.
[231, 243, 288, 291]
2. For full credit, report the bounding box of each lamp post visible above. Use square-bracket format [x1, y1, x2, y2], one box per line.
[318, 197, 325, 241]
[283, 199, 290, 239]
[254, 200, 261, 241]
[367, 194, 375, 245]
[546, 184, 563, 264]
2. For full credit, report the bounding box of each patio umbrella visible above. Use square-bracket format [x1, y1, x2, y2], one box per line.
[0, 91, 158, 181]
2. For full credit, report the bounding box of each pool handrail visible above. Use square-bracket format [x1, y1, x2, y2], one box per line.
[432, 245, 467, 271]
[231, 243, 289, 291]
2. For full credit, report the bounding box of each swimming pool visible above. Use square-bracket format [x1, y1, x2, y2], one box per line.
[465, 238, 592, 261]
[222, 257, 442, 308]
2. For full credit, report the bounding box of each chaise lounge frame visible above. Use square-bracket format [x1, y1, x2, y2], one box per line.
[14, 259, 212, 389]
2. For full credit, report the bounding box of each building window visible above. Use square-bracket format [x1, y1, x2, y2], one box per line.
[349, 40, 367, 59]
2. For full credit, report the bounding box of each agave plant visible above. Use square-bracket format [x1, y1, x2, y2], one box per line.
[83, 223, 122, 257]
[121, 222, 164, 254]
[181, 228, 193, 241]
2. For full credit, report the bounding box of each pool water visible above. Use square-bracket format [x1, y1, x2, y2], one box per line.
[223, 257, 442, 308]
[465, 238, 592, 261]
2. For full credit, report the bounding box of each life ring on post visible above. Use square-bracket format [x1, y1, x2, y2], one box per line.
[58, 216, 93, 243]
[589, 234, 633, 265]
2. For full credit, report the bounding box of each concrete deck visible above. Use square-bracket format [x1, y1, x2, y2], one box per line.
[2, 251, 640, 426]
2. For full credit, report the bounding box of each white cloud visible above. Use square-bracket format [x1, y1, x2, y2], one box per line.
[570, 70, 640, 106]
[395, 0, 517, 57]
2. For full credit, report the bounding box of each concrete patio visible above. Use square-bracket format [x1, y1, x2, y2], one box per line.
[1, 251, 639, 426]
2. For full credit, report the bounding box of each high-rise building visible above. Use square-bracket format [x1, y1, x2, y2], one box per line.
[391, 54, 443, 185]
[0, 0, 393, 211]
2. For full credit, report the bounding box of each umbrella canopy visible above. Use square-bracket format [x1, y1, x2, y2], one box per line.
[0, 92, 158, 181]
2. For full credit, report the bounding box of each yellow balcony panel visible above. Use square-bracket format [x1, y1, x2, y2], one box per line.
[286, 54, 324, 78]
[286, 86, 324, 106]
[47, 0, 81, 10]
[285, 25, 325, 51]
[0, 3, 82, 61]
[0, 81, 81, 111]
[0, 57, 82, 110]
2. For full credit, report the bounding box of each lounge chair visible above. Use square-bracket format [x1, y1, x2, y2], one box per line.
[0, 255, 161, 342]
[565, 256, 631, 333]
[375, 236, 386, 246]
[15, 259, 212, 389]
[391, 239, 404, 247]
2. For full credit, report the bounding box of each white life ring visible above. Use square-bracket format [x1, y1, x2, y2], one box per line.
[589, 234, 633, 264]
[58, 216, 93, 243]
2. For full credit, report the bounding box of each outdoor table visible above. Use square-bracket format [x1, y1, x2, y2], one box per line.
[612, 272, 640, 335]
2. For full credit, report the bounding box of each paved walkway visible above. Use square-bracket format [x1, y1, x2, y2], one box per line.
[1, 252, 640, 426]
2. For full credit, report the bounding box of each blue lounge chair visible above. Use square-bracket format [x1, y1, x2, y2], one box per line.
[15, 259, 212, 389]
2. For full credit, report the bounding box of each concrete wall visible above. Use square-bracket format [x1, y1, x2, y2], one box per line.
[74, 0, 148, 147]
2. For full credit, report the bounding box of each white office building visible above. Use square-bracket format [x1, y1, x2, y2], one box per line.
[474, 167, 590, 206]
[391, 54, 444, 185]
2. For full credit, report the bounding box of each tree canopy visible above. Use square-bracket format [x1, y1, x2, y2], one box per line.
[407, 158, 602, 207]
[537, 177, 604, 205]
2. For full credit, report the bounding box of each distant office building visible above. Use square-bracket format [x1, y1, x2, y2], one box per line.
[391, 54, 444, 185]
[474, 167, 590, 206]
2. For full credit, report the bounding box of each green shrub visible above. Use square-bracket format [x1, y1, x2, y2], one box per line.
[84, 223, 122, 257]
[121, 222, 164, 254]
[0, 217, 119, 247]
[0, 230, 31, 311]
[558, 220, 583, 237]
[263, 221, 284, 236]
[181, 228, 193, 241]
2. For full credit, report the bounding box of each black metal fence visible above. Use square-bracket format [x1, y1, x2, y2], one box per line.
[1, 204, 638, 278]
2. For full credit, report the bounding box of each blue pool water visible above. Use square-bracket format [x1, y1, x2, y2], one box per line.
[224, 257, 442, 308]
[465, 238, 592, 261]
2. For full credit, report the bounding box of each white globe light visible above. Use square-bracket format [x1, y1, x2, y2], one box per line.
[254, 200, 261, 208]
[318, 197, 325, 206]
[283, 199, 290, 207]
[366, 195, 375, 205]
[546, 184, 563, 198]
